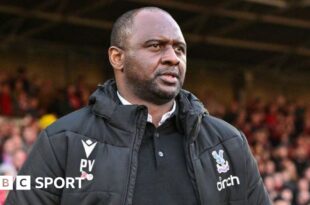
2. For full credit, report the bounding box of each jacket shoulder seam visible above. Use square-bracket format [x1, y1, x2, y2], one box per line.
[198, 134, 241, 156]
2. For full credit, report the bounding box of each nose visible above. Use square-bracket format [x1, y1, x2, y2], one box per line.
[161, 46, 180, 66]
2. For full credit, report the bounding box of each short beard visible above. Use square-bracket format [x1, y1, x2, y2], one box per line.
[124, 68, 182, 105]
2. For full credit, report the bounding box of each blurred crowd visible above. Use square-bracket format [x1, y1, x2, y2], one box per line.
[0, 67, 92, 118]
[207, 95, 310, 205]
[0, 67, 310, 204]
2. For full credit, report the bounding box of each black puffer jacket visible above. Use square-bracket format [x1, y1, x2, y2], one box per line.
[6, 80, 271, 205]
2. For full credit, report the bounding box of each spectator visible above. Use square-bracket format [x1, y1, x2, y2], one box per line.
[11, 148, 27, 172]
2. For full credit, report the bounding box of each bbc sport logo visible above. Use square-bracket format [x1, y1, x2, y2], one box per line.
[0, 175, 83, 190]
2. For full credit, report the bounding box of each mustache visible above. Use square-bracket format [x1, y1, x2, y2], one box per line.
[155, 68, 180, 78]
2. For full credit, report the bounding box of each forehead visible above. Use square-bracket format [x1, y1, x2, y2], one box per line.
[129, 10, 185, 43]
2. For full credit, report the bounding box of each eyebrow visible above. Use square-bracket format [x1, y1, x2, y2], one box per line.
[144, 39, 187, 47]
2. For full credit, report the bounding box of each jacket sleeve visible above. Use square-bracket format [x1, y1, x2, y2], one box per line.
[240, 132, 272, 205]
[5, 130, 63, 205]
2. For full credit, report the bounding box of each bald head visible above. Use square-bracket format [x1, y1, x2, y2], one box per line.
[110, 7, 179, 48]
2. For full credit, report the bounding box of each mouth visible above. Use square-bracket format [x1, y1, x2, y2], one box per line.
[158, 71, 179, 84]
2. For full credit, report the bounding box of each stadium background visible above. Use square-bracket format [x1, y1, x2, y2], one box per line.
[0, 0, 310, 204]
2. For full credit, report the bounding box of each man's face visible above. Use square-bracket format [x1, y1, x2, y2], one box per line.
[122, 10, 187, 105]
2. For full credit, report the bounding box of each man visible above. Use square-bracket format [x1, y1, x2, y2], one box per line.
[6, 7, 271, 205]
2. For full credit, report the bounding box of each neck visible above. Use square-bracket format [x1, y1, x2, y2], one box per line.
[117, 90, 175, 127]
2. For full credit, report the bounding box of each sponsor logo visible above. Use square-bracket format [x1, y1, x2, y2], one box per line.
[217, 175, 240, 191]
[80, 139, 97, 180]
[212, 149, 230, 173]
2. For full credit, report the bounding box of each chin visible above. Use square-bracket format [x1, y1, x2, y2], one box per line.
[147, 81, 181, 103]
[156, 87, 179, 100]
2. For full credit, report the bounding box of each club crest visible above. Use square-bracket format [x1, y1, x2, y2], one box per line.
[212, 149, 230, 173]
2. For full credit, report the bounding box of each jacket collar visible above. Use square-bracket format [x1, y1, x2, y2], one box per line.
[89, 79, 120, 120]
[89, 79, 207, 137]
[89, 79, 144, 133]
[176, 89, 207, 139]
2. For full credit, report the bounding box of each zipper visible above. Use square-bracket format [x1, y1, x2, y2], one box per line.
[188, 113, 203, 205]
[189, 142, 203, 205]
[122, 107, 147, 205]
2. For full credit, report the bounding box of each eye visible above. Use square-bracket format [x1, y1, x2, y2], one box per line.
[151, 43, 160, 48]
[148, 43, 161, 51]
[174, 45, 185, 54]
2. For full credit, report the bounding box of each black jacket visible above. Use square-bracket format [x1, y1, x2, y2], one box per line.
[6, 80, 271, 205]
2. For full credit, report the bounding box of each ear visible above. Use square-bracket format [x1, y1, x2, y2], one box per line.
[108, 46, 124, 71]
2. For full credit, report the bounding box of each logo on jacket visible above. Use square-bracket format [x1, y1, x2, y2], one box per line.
[82, 139, 97, 158]
[217, 175, 240, 191]
[212, 149, 230, 173]
[80, 139, 97, 180]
